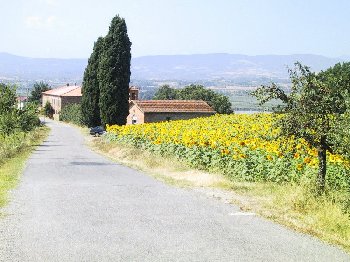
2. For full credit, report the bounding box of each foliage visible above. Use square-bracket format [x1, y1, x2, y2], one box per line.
[252, 62, 350, 192]
[0, 83, 16, 114]
[106, 114, 350, 192]
[81, 37, 104, 127]
[28, 81, 51, 104]
[0, 83, 40, 135]
[153, 85, 177, 100]
[43, 101, 54, 119]
[59, 103, 83, 126]
[17, 103, 40, 132]
[98, 15, 131, 126]
[153, 84, 233, 114]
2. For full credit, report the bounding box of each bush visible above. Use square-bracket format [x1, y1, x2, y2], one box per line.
[59, 103, 83, 126]
[0, 84, 40, 135]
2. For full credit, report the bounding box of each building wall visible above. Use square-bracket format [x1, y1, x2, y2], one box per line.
[127, 108, 214, 125]
[42, 95, 81, 114]
[61, 96, 82, 110]
[144, 112, 214, 123]
[42, 95, 62, 114]
[127, 105, 145, 124]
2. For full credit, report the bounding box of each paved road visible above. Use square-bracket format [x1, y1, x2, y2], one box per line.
[0, 120, 349, 262]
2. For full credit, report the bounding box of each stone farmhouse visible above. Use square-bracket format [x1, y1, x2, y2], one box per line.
[127, 100, 215, 124]
[42, 85, 82, 117]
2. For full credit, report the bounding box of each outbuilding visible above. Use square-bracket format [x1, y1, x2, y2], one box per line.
[42, 85, 82, 116]
[127, 100, 216, 124]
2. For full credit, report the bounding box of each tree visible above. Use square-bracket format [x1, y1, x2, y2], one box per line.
[153, 85, 177, 100]
[28, 82, 51, 104]
[98, 15, 131, 126]
[0, 83, 39, 135]
[0, 83, 16, 114]
[81, 37, 104, 127]
[252, 62, 350, 192]
[153, 84, 233, 114]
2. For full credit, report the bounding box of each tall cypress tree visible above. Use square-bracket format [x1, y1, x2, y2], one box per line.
[99, 15, 131, 126]
[81, 37, 104, 127]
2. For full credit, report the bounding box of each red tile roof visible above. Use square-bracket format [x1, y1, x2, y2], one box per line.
[131, 100, 216, 113]
[42, 85, 81, 97]
[16, 96, 28, 102]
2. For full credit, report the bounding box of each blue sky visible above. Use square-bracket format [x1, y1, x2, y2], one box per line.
[1, 0, 349, 58]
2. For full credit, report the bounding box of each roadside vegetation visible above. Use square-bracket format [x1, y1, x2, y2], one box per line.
[0, 127, 48, 207]
[59, 103, 83, 126]
[0, 83, 48, 207]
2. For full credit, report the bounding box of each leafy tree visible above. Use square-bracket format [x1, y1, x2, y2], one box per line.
[252, 62, 350, 192]
[98, 15, 131, 126]
[0, 83, 39, 135]
[0, 83, 16, 114]
[28, 81, 51, 104]
[153, 84, 233, 114]
[17, 103, 40, 131]
[153, 85, 177, 100]
[81, 37, 104, 127]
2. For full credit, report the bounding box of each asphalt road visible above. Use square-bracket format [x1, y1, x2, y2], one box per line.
[0, 120, 349, 262]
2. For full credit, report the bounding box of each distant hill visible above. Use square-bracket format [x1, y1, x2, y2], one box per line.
[0, 52, 348, 81]
[131, 53, 347, 80]
[0, 52, 87, 81]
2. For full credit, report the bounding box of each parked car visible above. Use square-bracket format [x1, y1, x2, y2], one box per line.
[90, 126, 105, 136]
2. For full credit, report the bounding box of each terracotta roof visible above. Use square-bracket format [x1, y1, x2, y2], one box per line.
[42, 85, 82, 97]
[131, 100, 216, 113]
[16, 96, 28, 102]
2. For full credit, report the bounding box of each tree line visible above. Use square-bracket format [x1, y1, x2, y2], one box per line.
[153, 84, 233, 114]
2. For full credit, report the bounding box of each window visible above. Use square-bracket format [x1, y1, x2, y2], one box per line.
[132, 115, 137, 124]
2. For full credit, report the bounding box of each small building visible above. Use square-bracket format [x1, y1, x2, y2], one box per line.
[127, 100, 216, 124]
[42, 85, 82, 114]
[16, 96, 28, 109]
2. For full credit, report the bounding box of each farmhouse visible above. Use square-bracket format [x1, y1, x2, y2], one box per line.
[42, 85, 82, 114]
[127, 100, 216, 124]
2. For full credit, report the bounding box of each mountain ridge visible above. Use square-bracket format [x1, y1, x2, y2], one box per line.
[0, 52, 348, 81]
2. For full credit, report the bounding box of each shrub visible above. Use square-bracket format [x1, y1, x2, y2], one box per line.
[59, 103, 83, 126]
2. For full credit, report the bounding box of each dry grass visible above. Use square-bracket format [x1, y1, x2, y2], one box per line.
[90, 138, 229, 188]
[89, 136, 350, 254]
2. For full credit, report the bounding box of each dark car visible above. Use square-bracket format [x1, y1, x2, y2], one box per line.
[90, 126, 105, 136]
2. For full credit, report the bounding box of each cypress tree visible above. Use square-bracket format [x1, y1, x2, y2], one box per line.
[81, 37, 104, 127]
[99, 15, 131, 126]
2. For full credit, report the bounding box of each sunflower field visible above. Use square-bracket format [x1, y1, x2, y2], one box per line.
[105, 114, 350, 190]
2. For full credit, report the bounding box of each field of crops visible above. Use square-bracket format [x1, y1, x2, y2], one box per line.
[106, 114, 350, 190]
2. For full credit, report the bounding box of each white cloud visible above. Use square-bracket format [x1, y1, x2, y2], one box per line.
[25, 16, 58, 29]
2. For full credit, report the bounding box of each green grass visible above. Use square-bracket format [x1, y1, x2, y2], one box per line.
[90, 137, 350, 254]
[0, 127, 49, 208]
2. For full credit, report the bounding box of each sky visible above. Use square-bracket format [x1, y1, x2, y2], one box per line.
[1, 0, 350, 58]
